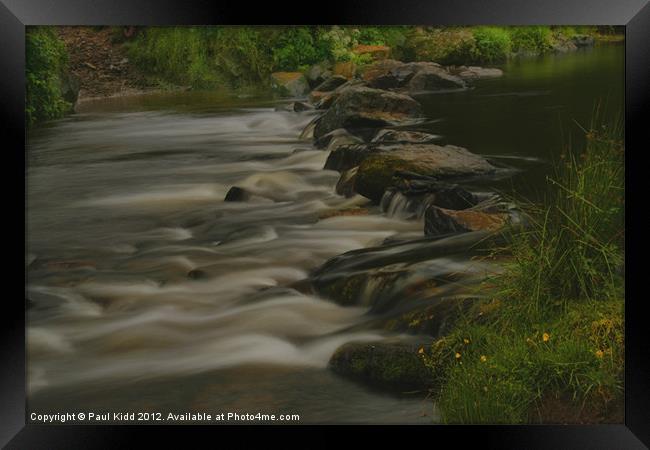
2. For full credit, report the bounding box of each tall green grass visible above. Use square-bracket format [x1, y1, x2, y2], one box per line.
[428, 109, 625, 424]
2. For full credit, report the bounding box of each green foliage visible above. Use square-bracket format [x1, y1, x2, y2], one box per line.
[432, 112, 625, 424]
[271, 27, 326, 71]
[471, 27, 512, 63]
[510, 26, 553, 53]
[25, 27, 72, 126]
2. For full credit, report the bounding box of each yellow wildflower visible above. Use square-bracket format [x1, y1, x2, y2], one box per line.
[480, 355, 487, 362]
[595, 349, 604, 359]
[463, 338, 470, 345]
[542, 332, 550, 342]
[418, 347, 425, 355]
[455, 352, 461, 359]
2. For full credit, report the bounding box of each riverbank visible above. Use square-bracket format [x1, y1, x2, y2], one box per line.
[26, 26, 623, 126]
[212, 51, 625, 423]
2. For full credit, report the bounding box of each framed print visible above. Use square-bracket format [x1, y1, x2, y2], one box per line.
[2, 0, 649, 447]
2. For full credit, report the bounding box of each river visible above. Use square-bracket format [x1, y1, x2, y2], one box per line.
[26, 44, 623, 424]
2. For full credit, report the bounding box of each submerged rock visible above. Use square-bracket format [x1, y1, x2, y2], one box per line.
[312, 87, 422, 139]
[270, 72, 310, 97]
[224, 186, 252, 202]
[329, 338, 436, 391]
[354, 144, 497, 203]
[275, 101, 314, 112]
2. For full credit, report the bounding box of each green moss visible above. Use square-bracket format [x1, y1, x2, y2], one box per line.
[317, 273, 367, 306]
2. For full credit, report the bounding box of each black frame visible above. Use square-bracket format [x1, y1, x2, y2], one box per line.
[3, 0, 649, 447]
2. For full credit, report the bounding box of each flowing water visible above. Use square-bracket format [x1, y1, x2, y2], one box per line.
[26, 44, 623, 423]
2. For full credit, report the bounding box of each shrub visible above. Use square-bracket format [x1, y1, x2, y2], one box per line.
[471, 27, 512, 63]
[25, 27, 72, 126]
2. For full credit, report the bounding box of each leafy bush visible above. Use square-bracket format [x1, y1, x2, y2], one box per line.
[471, 27, 512, 63]
[26, 27, 72, 126]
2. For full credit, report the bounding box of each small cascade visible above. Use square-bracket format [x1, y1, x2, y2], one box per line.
[380, 189, 437, 220]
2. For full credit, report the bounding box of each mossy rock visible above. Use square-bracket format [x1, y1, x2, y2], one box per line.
[355, 144, 497, 203]
[329, 338, 439, 391]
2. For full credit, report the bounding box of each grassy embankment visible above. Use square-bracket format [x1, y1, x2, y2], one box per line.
[423, 109, 625, 424]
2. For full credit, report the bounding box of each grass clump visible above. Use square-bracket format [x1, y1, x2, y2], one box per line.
[471, 27, 512, 63]
[26, 27, 72, 126]
[429, 109, 625, 424]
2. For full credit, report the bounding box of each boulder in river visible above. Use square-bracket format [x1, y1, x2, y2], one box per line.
[309, 79, 368, 109]
[572, 34, 595, 47]
[371, 129, 440, 144]
[335, 167, 359, 197]
[305, 62, 333, 88]
[313, 75, 348, 93]
[270, 72, 310, 97]
[407, 66, 466, 92]
[275, 101, 314, 112]
[314, 128, 364, 151]
[424, 201, 510, 236]
[312, 86, 422, 140]
[329, 338, 437, 391]
[450, 65, 504, 80]
[354, 144, 497, 203]
[324, 143, 379, 172]
[224, 186, 252, 202]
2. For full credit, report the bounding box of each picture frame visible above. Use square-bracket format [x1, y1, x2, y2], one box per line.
[3, 0, 648, 447]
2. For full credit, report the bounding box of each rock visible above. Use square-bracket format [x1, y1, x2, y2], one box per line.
[324, 144, 379, 172]
[333, 61, 356, 79]
[329, 338, 436, 391]
[319, 206, 368, 219]
[224, 186, 251, 202]
[371, 129, 440, 144]
[361, 59, 404, 85]
[452, 66, 504, 80]
[270, 72, 310, 97]
[275, 101, 314, 112]
[313, 75, 348, 93]
[314, 128, 364, 151]
[352, 44, 391, 60]
[312, 87, 422, 140]
[309, 79, 367, 109]
[354, 144, 497, 203]
[407, 67, 466, 92]
[572, 34, 595, 47]
[424, 201, 509, 236]
[305, 62, 332, 88]
[380, 179, 478, 219]
[335, 167, 359, 197]
[187, 269, 207, 280]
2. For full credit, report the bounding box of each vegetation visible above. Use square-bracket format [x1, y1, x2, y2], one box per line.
[125, 26, 618, 90]
[425, 109, 625, 424]
[26, 27, 72, 126]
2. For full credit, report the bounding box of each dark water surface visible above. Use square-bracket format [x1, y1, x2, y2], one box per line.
[26, 44, 623, 424]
